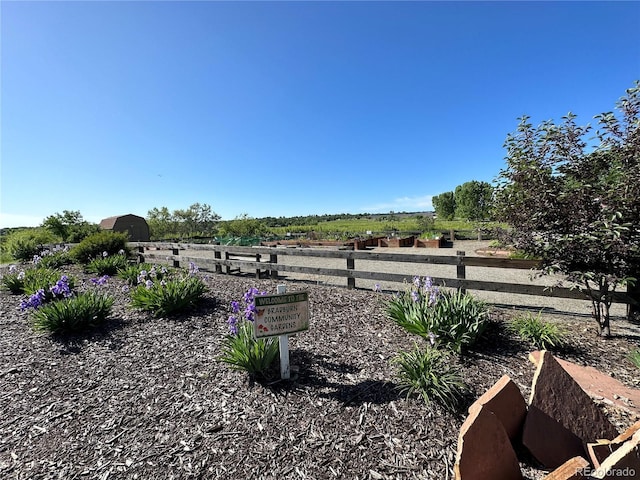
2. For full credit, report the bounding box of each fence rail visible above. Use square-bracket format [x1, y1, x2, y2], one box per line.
[130, 242, 635, 306]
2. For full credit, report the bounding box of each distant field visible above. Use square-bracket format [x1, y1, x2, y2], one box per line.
[267, 219, 492, 238]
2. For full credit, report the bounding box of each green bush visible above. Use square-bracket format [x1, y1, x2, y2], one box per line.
[30, 291, 114, 333]
[86, 252, 129, 276]
[129, 275, 207, 317]
[4, 228, 58, 261]
[218, 287, 279, 378]
[393, 344, 468, 412]
[386, 276, 489, 354]
[72, 231, 129, 264]
[508, 311, 565, 350]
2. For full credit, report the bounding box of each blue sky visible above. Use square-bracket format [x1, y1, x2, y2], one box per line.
[2, 1, 639, 228]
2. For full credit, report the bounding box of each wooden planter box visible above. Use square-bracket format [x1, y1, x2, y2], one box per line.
[414, 237, 444, 248]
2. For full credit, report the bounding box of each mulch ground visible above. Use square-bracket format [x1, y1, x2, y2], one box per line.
[1, 265, 639, 480]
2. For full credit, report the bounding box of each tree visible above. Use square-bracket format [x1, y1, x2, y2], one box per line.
[432, 192, 456, 220]
[41, 210, 99, 242]
[219, 214, 268, 237]
[454, 181, 494, 221]
[495, 81, 640, 336]
[147, 204, 220, 239]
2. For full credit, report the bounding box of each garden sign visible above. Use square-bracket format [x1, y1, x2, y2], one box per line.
[253, 291, 309, 339]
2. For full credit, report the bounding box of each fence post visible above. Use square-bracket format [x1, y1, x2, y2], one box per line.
[172, 247, 180, 268]
[255, 253, 261, 279]
[347, 256, 355, 289]
[137, 245, 145, 264]
[214, 244, 222, 274]
[225, 252, 231, 274]
[456, 250, 466, 294]
[270, 250, 278, 279]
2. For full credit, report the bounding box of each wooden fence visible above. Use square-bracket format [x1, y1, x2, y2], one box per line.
[131, 242, 634, 305]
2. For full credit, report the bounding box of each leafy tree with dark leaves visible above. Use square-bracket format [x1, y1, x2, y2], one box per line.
[495, 81, 640, 336]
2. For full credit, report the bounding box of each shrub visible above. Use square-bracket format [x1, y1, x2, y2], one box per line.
[393, 344, 468, 412]
[386, 276, 489, 354]
[30, 291, 114, 333]
[4, 228, 58, 261]
[72, 231, 129, 264]
[86, 252, 129, 275]
[219, 287, 279, 378]
[508, 311, 565, 350]
[129, 271, 207, 317]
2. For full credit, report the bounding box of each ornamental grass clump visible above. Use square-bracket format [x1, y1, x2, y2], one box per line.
[508, 311, 566, 350]
[386, 276, 489, 354]
[86, 250, 129, 276]
[393, 343, 468, 412]
[129, 262, 207, 317]
[219, 287, 279, 378]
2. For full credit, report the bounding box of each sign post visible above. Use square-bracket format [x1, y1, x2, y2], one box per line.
[254, 285, 309, 380]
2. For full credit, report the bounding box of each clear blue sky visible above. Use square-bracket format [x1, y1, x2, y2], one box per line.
[2, 1, 639, 228]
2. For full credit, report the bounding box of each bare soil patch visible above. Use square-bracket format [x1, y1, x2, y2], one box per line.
[1, 262, 639, 479]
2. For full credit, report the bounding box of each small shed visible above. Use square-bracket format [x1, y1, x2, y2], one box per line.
[99, 214, 150, 241]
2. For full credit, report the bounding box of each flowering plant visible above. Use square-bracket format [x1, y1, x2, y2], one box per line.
[128, 262, 206, 317]
[219, 287, 279, 378]
[86, 250, 129, 276]
[386, 276, 489, 354]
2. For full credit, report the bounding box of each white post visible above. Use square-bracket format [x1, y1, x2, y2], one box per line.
[276, 284, 290, 380]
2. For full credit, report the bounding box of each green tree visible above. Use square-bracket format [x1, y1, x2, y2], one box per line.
[495, 81, 640, 335]
[41, 210, 98, 242]
[454, 181, 494, 221]
[220, 214, 268, 237]
[432, 192, 456, 220]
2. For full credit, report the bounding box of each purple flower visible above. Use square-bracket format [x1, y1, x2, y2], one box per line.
[423, 276, 433, 290]
[20, 289, 47, 311]
[145, 279, 154, 289]
[412, 276, 421, 288]
[121, 285, 130, 293]
[90, 275, 109, 286]
[9, 265, 16, 273]
[17, 271, 25, 280]
[428, 332, 439, 346]
[411, 290, 420, 303]
[373, 284, 381, 292]
[244, 303, 257, 322]
[428, 287, 440, 306]
[102, 251, 108, 258]
[231, 301, 240, 313]
[188, 262, 199, 276]
[227, 315, 239, 335]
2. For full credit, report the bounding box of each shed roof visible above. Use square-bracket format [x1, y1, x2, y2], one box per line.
[99, 214, 146, 229]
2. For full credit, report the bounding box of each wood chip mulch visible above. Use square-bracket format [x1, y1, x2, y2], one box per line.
[1, 265, 639, 480]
